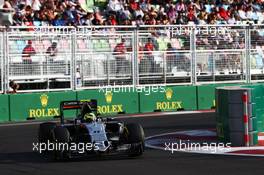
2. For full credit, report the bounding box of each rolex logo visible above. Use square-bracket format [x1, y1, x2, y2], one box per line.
[40, 94, 48, 107]
[105, 91, 113, 104]
[165, 88, 173, 100]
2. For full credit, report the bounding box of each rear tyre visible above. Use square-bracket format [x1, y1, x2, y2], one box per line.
[38, 122, 56, 143]
[125, 123, 145, 157]
[53, 126, 70, 161]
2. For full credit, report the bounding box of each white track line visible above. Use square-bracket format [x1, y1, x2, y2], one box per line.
[116, 110, 214, 119]
[145, 132, 264, 157]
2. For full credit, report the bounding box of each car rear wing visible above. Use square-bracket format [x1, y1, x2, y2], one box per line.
[59, 99, 97, 123]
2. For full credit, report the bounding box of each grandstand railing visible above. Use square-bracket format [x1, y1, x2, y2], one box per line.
[0, 24, 264, 92]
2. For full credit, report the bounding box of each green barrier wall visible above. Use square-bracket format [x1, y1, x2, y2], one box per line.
[197, 84, 217, 110]
[7, 83, 264, 122]
[9, 91, 77, 121]
[0, 95, 10, 122]
[77, 89, 139, 115]
[197, 84, 241, 110]
[139, 86, 197, 113]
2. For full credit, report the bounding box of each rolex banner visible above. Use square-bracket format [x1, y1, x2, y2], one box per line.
[139, 86, 197, 113]
[77, 89, 139, 115]
[9, 92, 77, 121]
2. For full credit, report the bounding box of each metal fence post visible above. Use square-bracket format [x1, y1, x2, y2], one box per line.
[107, 53, 110, 85]
[212, 52, 215, 82]
[163, 52, 167, 84]
[133, 26, 139, 87]
[245, 25, 251, 84]
[71, 28, 77, 90]
[1, 28, 4, 93]
[3, 27, 9, 93]
[191, 26, 197, 85]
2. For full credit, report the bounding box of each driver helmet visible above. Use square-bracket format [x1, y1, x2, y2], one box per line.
[83, 113, 96, 122]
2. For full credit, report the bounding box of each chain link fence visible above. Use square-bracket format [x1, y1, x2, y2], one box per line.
[250, 25, 264, 82]
[7, 26, 74, 91]
[137, 26, 192, 85]
[195, 25, 247, 83]
[75, 27, 135, 89]
[0, 25, 264, 92]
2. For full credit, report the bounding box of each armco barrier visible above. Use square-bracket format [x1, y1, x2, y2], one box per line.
[0, 95, 10, 122]
[9, 92, 77, 121]
[77, 89, 139, 115]
[139, 86, 197, 113]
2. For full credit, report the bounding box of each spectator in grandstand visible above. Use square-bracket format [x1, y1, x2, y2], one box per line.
[143, 38, 155, 73]
[2, 0, 12, 10]
[22, 40, 36, 75]
[133, 5, 144, 19]
[2, 0, 264, 27]
[92, 9, 104, 25]
[81, 11, 93, 26]
[176, 0, 187, 13]
[107, 0, 123, 13]
[46, 41, 58, 59]
[119, 4, 132, 21]
[107, 14, 117, 25]
[167, 5, 177, 23]
[166, 43, 177, 72]
[175, 12, 186, 24]
[113, 38, 127, 74]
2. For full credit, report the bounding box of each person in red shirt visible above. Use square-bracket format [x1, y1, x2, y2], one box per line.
[113, 38, 127, 74]
[144, 38, 155, 73]
[144, 38, 154, 54]
[218, 7, 229, 21]
[109, 14, 117, 25]
[130, 0, 139, 11]
[22, 40, 36, 75]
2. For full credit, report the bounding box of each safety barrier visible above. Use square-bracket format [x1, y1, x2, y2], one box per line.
[139, 86, 197, 113]
[76, 89, 139, 115]
[0, 25, 263, 92]
[2, 82, 264, 122]
[9, 91, 77, 121]
[196, 83, 241, 110]
[0, 94, 9, 122]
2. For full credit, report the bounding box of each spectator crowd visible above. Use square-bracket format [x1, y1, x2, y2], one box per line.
[1, 0, 264, 27]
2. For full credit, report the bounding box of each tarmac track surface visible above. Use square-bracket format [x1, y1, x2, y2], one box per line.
[0, 112, 264, 175]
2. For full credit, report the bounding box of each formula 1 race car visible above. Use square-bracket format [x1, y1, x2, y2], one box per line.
[38, 100, 145, 160]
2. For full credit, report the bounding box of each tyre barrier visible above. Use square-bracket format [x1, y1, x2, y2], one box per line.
[216, 84, 264, 147]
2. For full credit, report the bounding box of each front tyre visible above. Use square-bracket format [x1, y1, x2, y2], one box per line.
[125, 123, 145, 157]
